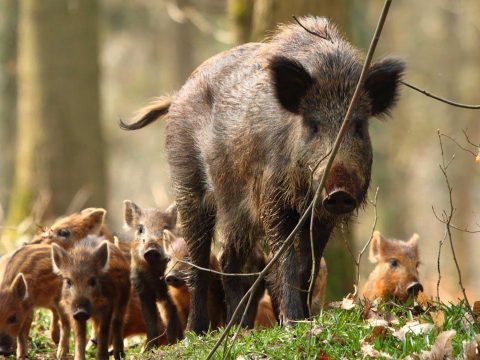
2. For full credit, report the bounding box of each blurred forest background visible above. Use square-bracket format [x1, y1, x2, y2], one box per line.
[0, 0, 479, 302]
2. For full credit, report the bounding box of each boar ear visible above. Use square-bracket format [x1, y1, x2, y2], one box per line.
[51, 243, 69, 274]
[94, 241, 110, 272]
[124, 200, 142, 229]
[82, 208, 106, 235]
[369, 231, 384, 263]
[269, 56, 313, 114]
[11, 273, 29, 301]
[365, 57, 405, 116]
[164, 202, 178, 228]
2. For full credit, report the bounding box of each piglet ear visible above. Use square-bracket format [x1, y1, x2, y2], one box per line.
[163, 229, 176, 255]
[123, 200, 142, 229]
[269, 56, 313, 114]
[365, 57, 405, 116]
[51, 243, 69, 274]
[81, 208, 106, 235]
[164, 202, 178, 229]
[11, 273, 29, 301]
[94, 241, 110, 272]
[408, 233, 420, 257]
[369, 231, 384, 263]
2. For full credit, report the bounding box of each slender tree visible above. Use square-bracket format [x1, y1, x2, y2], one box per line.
[0, 0, 18, 215]
[1, 0, 106, 248]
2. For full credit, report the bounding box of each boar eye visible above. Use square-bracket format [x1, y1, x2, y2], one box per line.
[389, 259, 399, 268]
[7, 314, 17, 324]
[137, 224, 145, 235]
[57, 229, 71, 238]
[65, 278, 73, 288]
[88, 277, 97, 287]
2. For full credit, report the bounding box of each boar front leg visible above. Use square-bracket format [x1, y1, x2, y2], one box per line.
[220, 232, 264, 328]
[111, 287, 129, 360]
[297, 223, 332, 316]
[16, 311, 33, 359]
[95, 310, 112, 360]
[133, 276, 161, 351]
[73, 319, 87, 360]
[264, 209, 304, 324]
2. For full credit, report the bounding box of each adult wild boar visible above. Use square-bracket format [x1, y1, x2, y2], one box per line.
[122, 16, 405, 332]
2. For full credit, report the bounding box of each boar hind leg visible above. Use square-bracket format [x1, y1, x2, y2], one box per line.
[220, 238, 264, 328]
[177, 199, 215, 334]
[55, 305, 71, 359]
[50, 309, 60, 344]
[111, 288, 129, 360]
[16, 311, 33, 359]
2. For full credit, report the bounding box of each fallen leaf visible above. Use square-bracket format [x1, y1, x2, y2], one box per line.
[367, 318, 389, 328]
[307, 325, 324, 337]
[392, 321, 434, 341]
[462, 338, 478, 360]
[430, 310, 445, 329]
[420, 330, 456, 360]
[363, 325, 388, 343]
[360, 342, 393, 359]
[317, 351, 331, 360]
[472, 301, 480, 315]
[416, 291, 430, 309]
[341, 293, 357, 310]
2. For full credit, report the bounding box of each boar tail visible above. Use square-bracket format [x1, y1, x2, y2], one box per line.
[119, 95, 172, 130]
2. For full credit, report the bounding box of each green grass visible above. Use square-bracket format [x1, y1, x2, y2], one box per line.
[16, 301, 480, 359]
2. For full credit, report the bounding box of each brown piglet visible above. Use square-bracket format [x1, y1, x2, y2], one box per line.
[363, 231, 423, 302]
[163, 230, 226, 330]
[51, 236, 130, 360]
[124, 201, 183, 349]
[0, 244, 69, 359]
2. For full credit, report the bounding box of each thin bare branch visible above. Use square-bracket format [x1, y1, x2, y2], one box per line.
[462, 128, 479, 148]
[401, 81, 480, 109]
[292, 15, 332, 42]
[206, 1, 394, 357]
[440, 133, 477, 157]
[435, 129, 473, 316]
[354, 187, 379, 293]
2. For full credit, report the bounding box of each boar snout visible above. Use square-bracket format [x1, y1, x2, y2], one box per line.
[323, 188, 357, 214]
[73, 300, 92, 321]
[0, 334, 13, 356]
[406, 282, 423, 297]
[144, 248, 168, 265]
[165, 272, 186, 288]
[323, 164, 362, 215]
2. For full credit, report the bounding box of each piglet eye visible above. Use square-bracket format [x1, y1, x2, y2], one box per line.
[389, 259, 399, 268]
[7, 314, 17, 324]
[88, 277, 97, 287]
[65, 278, 73, 288]
[57, 229, 71, 238]
[137, 224, 145, 235]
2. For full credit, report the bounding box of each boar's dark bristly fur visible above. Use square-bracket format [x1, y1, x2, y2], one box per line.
[129, 16, 405, 333]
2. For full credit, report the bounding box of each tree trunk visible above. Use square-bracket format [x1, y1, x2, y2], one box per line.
[228, 0, 253, 45]
[0, 0, 18, 220]
[1, 0, 106, 248]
